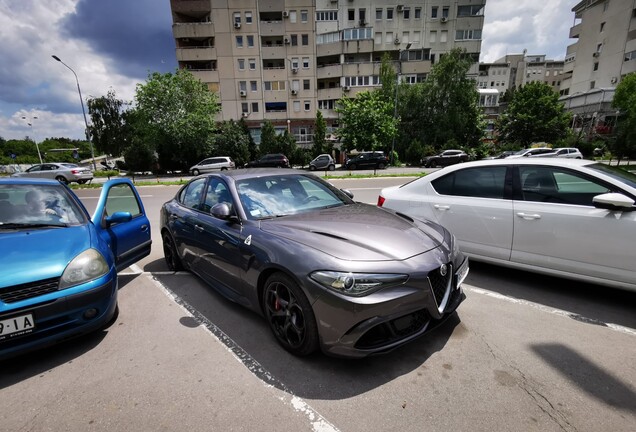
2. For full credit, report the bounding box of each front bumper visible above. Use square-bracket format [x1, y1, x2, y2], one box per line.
[0, 278, 118, 361]
[312, 257, 468, 358]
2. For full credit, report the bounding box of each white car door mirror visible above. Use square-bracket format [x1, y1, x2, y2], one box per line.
[593, 193, 635, 211]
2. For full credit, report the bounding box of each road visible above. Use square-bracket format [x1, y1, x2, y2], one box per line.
[1, 178, 635, 432]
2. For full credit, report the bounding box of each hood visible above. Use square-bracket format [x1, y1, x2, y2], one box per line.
[259, 203, 446, 261]
[0, 225, 95, 288]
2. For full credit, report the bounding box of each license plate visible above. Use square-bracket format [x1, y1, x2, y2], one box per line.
[0, 314, 35, 340]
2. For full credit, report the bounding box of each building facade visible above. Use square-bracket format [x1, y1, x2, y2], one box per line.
[170, 0, 486, 144]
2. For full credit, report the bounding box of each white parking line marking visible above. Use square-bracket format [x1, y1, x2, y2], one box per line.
[146, 274, 341, 432]
[465, 286, 636, 336]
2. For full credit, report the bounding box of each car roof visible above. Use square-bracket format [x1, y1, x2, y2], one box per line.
[453, 158, 593, 169]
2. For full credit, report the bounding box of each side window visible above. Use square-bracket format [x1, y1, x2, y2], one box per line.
[105, 183, 142, 217]
[520, 167, 611, 206]
[203, 180, 233, 213]
[181, 178, 207, 210]
[432, 167, 507, 198]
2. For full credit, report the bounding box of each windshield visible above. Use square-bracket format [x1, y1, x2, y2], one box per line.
[236, 174, 352, 220]
[586, 163, 636, 190]
[0, 184, 87, 228]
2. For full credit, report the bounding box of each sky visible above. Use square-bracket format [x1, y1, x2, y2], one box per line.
[0, 0, 580, 143]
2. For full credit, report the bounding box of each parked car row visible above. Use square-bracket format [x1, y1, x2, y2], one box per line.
[10, 163, 94, 184]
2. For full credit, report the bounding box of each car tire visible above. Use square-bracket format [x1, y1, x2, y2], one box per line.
[162, 232, 184, 271]
[77, 180, 87, 184]
[377, 162, 385, 169]
[328, 164, 335, 171]
[430, 160, 438, 168]
[263, 272, 319, 356]
[349, 163, 357, 170]
[55, 176, 69, 184]
[192, 169, 200, 176]
[309, 165, 316, 171]
[221, 167, 228, 171]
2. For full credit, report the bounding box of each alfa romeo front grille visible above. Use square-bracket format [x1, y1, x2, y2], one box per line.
[428, 263, 452, 312]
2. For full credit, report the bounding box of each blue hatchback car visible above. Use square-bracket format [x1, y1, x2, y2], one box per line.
[0, 178, 151, 360]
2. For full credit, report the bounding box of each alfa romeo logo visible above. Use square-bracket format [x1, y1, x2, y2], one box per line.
[439, 264, 448, 277]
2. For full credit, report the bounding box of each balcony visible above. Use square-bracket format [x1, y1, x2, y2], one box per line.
[317, 87, 345, 100]
[316, 63, 343, 79]
[171, 0, 210, 21]
[176, 47, 216, 62]
[173, 22, 214, 39]
[569, 23, 581, 39]
[259, 19, 285, 36]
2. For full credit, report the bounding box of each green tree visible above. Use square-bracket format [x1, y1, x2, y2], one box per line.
[313, 111, 327, 157]
[87, 89, 127, 157]
[133, 69, 220, 171]
[258, 120, 278, 155]
[611, 73, 636, 162]
[238, 118, 258, 160]
[496, 82, 571, 147]
[213, 121, 251, 166]
[335, 91, 397, 154]
[378, 52, 397, 104]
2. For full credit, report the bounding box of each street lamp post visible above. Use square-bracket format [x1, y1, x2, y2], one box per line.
[52, 55, 96, 170]
[390, 43, 411, 166]
[21, 115, 43, 164]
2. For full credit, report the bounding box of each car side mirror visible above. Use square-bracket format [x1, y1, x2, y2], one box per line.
[105, 211, 133, 226]
[211, 202, 240, 221]
[341, 189, 354, 199]
[592, 193, 635, 211]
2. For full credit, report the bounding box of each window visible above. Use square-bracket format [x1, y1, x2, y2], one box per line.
[387, 8, 394, 20]
[302, 57, 310, 68]
[455, 29, 482, 40]
[432, 167, 507, 199]
[239, 81, 247, 91]
[600, 22, 605, 32]
[348, 9, 355, 20]
[233, 12, 241, 24]
[302, 34, 309, 45]
[414, 7, 421, 19]
[519, 167, 611, 206]
[431, 6, 438, 18]
[247, 35, 254, 47]
[603, 1, 609, 12]
[293, 100, 301, 112]
[304, 101, 311, 111]
[245, 12, 252, 24]
[301, 10, 308, 22]
[318, 99, 336, 110]
[625, 50, 636, 62]
[359, 9, 366, 23]
[457, 5, 485, 16]
[264, 81, 286, 91]
[289, 11, 297, 23]
[251, 102, 259, 113]
[303, 79, 310, 90]
[590, 80, 596, 89]
[413, 31, 421, 44]
[442, 7, 449, 18]
[316, 11, 337, 21]
[292, 80, 300, 91]
[376, 8, 382, 20]
[249, 58, 256, 70]
[375, 32, 382, 44]
[291, 34, 298, 46]
[241, 102, 249, 113]
[430, 30, 437, 43]
[593, 62, 599, 71]
[343, 27, 373, 40]
[291, 57, 299, 69]
[440, 30, 448, 43]
[238, 59, 245, 70]
[403, 8, 410, 19]
[250, 81, 257, 91]
[385, 32, 394, 44]
[236, 36, 243, 47]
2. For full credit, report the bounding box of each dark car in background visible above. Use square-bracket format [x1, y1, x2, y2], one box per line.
[245, 154, 290, 168]
[160, 169, 468, 358]
[421, 150, 469, 168]
[343, 152, 389, 170]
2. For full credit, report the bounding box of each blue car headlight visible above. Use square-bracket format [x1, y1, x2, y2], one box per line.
[59, 249, 110, 289]
[310, 271, 408, 296]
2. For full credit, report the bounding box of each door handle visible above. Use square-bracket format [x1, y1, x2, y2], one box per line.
[434, 204, 450, 211]
[194, 225, 204, 232]
[169, 214, 179, 220]
[516, 212, 541, 220]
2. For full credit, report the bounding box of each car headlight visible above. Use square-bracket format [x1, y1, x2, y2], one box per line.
[310, 271, 408, 296]
[59, 249, 110, 289]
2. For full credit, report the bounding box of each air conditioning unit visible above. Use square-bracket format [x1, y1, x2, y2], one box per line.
[291, 89, 298, 95]
[343, 85, 350, 91]
[240, 90, 247, 97]
[394, 38, 401, 45]
[241, 112, 249, 118]
[234, 22, 241, 29]
[291, 67, 298, 74]
[397, 5, 404, 12]
[283, 11, 289, 18]
[440, 17, 448, 23]
[592, 51, 600, 57]
[284, 37, 290, 44]
[611, 77, 618, 84]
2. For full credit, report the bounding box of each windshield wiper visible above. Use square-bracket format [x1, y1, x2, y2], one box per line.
[0, 222, 68, 229]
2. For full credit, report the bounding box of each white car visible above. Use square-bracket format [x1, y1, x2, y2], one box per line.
[378, 159, 636, 291]
[552, 147, 584, 159]
[189, 156, 235, 175]
[505, 148, 556, 158]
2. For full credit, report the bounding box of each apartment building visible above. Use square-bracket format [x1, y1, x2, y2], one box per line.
[170, 0, 486, 144]
[478, 54, 564, 94]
